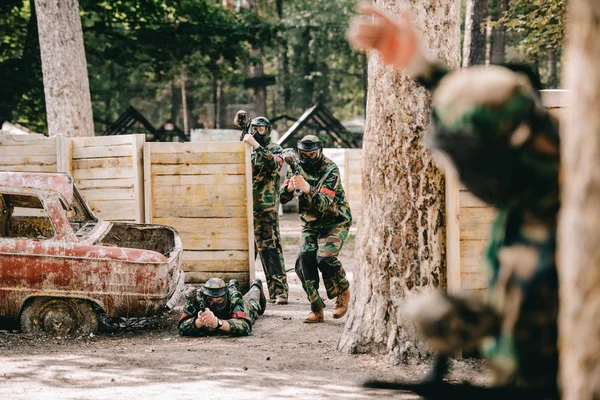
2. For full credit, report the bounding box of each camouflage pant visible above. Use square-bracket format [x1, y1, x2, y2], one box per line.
[295, 222, 350, 312]
[244, 284, 263, 322]
[254, 210, 288, 300]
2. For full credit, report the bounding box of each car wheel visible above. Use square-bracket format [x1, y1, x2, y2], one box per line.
[20, 297, 99, 336]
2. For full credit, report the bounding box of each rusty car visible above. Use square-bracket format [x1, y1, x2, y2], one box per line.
[0, 171, 185, 336]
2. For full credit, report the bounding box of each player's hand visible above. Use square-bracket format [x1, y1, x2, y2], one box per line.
[243, 134, 260, 148]
[290, 175, 310, 194]
[346, 2, 419, 69]
[198, 309, 218, 329]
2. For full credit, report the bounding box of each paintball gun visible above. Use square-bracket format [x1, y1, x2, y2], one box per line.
[234, 110, 251, 142]
[184, 286, 207, 316]
[282, 148, 302, 199]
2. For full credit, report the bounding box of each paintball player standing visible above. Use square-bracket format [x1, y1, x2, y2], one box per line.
[235, 111, 289, 305]
[179, 278, 266, 337]
[280, 135, 352, 323]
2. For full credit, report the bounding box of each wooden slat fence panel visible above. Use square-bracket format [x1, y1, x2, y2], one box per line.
[144, 141, 254, 288]
[0, 133, 59, 172]
[70, 134, 145, 223]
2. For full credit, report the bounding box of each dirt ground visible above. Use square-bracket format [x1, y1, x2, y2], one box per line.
[0, 214, 487, 399]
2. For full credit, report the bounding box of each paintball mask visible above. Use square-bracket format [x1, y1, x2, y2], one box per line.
[249, 117, 272, 147]
[297, 135, 324, 173]
[200, 278, 229, 315]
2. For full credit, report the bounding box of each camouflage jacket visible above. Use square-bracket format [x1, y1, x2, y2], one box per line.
[280, 157, 352, 228]
[178, 286, 256, 337]
[252, 138, 284, 213]
[419, 62, 560, 386]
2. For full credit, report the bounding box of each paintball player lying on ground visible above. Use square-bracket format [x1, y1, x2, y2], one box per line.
[179, 278, 267, 337]
[347, 3, 560, 398]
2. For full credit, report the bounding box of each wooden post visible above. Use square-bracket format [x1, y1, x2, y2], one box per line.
[55, 134, 73, 175]
[143, 142, 153, 224]
[244, 144, 255, 280]
[132, 134, 145, 223]
[445, 172, 461, 293]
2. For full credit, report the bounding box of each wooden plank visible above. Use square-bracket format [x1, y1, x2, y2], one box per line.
[153, 205, 247, 219]
[151, 152, 244, 165]
[459, 271, 488, 290]
[75, 178, 134, 190]
[245, 144, 254, 280]
[71, 135, 134, 148]
[184, 271, 249, 284]
[56, 134, 73, 175]
[460, 239, 488, 274]
[0, 164, 56, 172]
[459, 190, 489, 208]
[152, 184, 246, 201]
[72, 145, 136, 159]
[73, 157, 133, 170]
[459, 208, 496, 241]
[180, 236, 249, 251]
[184, 250, 248, 262]
[151, 174, 245, 186]
[0, 145, 57, 156]
[0, 136, 55, 146]
[151, 163, 245, 175]
[446, 172, 461, 293]
[148, 141, 245, 154]
[86, 199, 137, 221]
[182, 259, 249, 272]
[152, 217, 248, 237]
[79, 188, 136, 201]
[0, 155, 57, 165]
[73, 166, 134, 180]
[144, 142, 153, 223]
[132, 134, 145, 223]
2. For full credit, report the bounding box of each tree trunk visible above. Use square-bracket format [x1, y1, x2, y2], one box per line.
[242, 0, 266, 116]
[559, 1, 600, 398]
[34, 0, 94, 137]
[462, 0, 489, 66]
[489, 0, 508, 64]
[181, 68, 189, 136]
[338, 0, 460, 362]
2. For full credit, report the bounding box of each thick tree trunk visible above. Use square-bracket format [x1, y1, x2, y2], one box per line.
[559, 1, 600, 398]
[34, 0, 94, 137]
[462, 0, 489, 66]
[489, 0, 508, 64]
[338, 0, 460, 361]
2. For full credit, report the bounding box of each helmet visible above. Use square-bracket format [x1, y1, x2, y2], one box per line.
[200, 278, 229, 314]
[249, 117, 272, 147]
[297, 135, 324, 171]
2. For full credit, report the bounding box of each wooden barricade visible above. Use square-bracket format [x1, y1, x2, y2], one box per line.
[446, 89, 569, 296]
[143, 142, 254, 289]
[69, 135, 145, 223]
[323, 148, 363, 216]
[0, 132, 63, 173]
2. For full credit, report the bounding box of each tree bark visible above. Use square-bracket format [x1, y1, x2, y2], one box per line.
[462, 0, 489, 66]
[338, 0, 460, 362]
[34, 0, 94, 137]
[559, 1, 600, 398]
[242, 0, 266, 116]
[489, 0, 508, 64]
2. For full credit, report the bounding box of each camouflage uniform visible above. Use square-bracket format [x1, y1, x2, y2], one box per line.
[413, 63, 560, 391]
[280, 156, 352, 312]
[251, 137, 289, 301]
[178, 284, 264, 337]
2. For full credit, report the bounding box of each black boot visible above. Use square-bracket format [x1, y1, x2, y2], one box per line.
[228, 279, 240, 291]
[251, 279, 267, 315]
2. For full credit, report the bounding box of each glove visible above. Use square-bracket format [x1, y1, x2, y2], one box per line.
[290, 175, 310, 194]
[243, 134, 261, 149]
[198, 309, 218, 329]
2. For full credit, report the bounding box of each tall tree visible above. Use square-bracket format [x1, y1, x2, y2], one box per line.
[241, 0, 266, 117]
[559, 0, 600, 398]
[463, 0, 489, 66]
[35, 0, 94, 137]
[338, 0, 460, 360]
[489, 0, 508, 64]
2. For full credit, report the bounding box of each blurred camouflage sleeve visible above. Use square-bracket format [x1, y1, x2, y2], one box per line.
[305, 166, 339, 213]
[224, 302, 254, 336]
[279, 170, 294, 204]
[409, 56, 450, 91]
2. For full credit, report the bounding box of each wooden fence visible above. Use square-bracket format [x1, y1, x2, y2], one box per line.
[0, 133, 253, 288]
[446, 89, 569, 296]
[144, 142, 254, 289]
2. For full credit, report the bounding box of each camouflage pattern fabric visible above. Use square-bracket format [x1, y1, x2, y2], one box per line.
[414, 65, 560, 390]
[251, 137, 288, 299]
[280, 157, 352, 312]
[178, 285, 263, 337]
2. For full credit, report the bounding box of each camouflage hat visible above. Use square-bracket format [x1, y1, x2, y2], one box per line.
[201, 278, 228, 298]
[297, 135, 323, 151]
